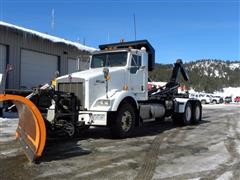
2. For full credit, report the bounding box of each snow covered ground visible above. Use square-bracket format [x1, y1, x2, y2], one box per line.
[0, 113, 18, 142]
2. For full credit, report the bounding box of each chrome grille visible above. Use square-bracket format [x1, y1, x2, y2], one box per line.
[58, 82, 84, 107]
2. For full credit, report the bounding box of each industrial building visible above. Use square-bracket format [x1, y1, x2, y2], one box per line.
[0, 21, 96, 90]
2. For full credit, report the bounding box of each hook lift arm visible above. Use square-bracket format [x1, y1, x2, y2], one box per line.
[149, 59, 189, 98]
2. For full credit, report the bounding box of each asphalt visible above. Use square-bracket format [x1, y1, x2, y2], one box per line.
[0, 104, 240, 180]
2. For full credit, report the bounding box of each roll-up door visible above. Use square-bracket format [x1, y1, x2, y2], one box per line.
[20, 49, 58, 89]
[0, 44, 7, 85]
[68, 58, 77, 74]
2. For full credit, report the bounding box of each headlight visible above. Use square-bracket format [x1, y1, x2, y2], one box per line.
[96, 99, 110, 106]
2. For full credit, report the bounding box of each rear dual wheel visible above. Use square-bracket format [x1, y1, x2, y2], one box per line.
[173, 101, 201, 125]
[192, 102, 202, 124]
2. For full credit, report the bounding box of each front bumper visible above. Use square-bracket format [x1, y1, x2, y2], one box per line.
[78, 111, 107, 126]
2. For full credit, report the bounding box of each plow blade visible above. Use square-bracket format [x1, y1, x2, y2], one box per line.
[0, 94, 46, 162]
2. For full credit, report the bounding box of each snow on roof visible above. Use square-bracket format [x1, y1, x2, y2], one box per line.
[0, 21, 97, 52]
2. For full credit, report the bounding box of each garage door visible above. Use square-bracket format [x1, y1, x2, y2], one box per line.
[79, 60, 89, 71]
[68, 58, 77, 74]
[21, 49, 58, 89]
[0, 44, 6, 74]
[0, 44, 7, 85]
[68, 58, 89, 74]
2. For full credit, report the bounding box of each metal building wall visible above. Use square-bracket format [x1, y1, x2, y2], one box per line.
[0, 26, 90, 89]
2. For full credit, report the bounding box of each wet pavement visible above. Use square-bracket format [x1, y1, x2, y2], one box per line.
[0, 104, 240, 180]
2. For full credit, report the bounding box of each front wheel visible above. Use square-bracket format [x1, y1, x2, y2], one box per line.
[212, 100, 217, 104]
[201, 100, 206, 104]
[110, 103, 136, 138]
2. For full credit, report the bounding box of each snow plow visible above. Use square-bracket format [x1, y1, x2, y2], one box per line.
[0, 94, 46, 162]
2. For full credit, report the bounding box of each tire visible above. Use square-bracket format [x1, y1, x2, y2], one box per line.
[64, 122, 76, 138]
[172, 102, 192, 126]
[212, 100, 217, 104]
[172, 113, 182, 125]
[192, 102, 202, 124]
[110, 103, 136, 138]
[155, 116, 165, 122]
[201, 100, 206, 104]
[182, 102, 192, 125]
[0, 107, 3, 117]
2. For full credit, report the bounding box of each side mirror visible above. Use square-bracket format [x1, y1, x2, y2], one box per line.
[103, 67, 110, 81]
[6, 64, 14, 72]
[140, 66, 146, 70]
[54, 70, 60, 78]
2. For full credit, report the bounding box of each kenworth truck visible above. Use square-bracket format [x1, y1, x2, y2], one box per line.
[0, 40, 202, 162]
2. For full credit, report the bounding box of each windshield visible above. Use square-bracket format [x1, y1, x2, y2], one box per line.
[91, 52, 127, 68]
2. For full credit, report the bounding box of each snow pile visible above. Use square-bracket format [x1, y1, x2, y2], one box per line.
[229, 63, 240, 70]
[149, 81, 167, 87]
[0, 117, 18, 142]
[188, 87, 240, 99]
[214, 87, 240, 98]
[0, 21, 97, 52]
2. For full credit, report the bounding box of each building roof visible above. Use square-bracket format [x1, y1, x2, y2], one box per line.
[0, 21, 97, 52]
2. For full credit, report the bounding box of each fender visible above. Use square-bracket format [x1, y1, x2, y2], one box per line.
[174, 98, 201, 113]
[174, 98, 188, 113]
[110, 91, 138, 111]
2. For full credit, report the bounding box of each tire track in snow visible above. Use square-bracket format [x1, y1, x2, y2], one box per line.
[134, 128, 181, 180]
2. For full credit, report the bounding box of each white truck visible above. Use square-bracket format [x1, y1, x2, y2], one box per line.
[32, 40, 202, 138]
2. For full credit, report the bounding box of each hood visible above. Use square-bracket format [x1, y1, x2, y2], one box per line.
[56, 66, 127, 110]
[57, 67, 126, 82]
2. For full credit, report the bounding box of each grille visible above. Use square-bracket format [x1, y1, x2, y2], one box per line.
[58, 82, 84, 108]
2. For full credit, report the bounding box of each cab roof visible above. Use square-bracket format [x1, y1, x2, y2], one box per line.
[99, 40, 155, 71]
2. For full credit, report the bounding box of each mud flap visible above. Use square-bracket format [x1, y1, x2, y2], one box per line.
[0, 94, 46, 162]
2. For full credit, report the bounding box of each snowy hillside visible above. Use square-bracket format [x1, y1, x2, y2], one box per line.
[149, 59, 240, 93]
[187, 60, 240, 78]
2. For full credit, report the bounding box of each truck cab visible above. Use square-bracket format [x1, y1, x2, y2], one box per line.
[56, 41, 154, 125]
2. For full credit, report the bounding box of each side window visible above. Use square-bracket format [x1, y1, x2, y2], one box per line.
[130, 55, 141, 74]
[131, 55, 142, 67]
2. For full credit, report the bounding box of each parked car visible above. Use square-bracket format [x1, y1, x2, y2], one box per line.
[190, 93, 211, 104]
[234, 96, 240, 103]
[225, 96, 232, 103]
[210, 95, 224, 104]
[199, 94, 212, 104]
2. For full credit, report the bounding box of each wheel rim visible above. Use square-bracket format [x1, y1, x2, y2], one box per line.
[195, 105, 201, 121]
[121, 111, 133, 132]
[185, 105, 192, 122]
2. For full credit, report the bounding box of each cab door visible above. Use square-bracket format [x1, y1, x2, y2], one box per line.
[129, 54, 146, 100]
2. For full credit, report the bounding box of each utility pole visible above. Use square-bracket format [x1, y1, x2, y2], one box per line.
[133, 13, 137, 41]
[51, 8, 55, 32]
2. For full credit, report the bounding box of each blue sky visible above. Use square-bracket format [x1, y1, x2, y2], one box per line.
[0, 0, 239, 63]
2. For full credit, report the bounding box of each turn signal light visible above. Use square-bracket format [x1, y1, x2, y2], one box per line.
[123, 85, 128, 91]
